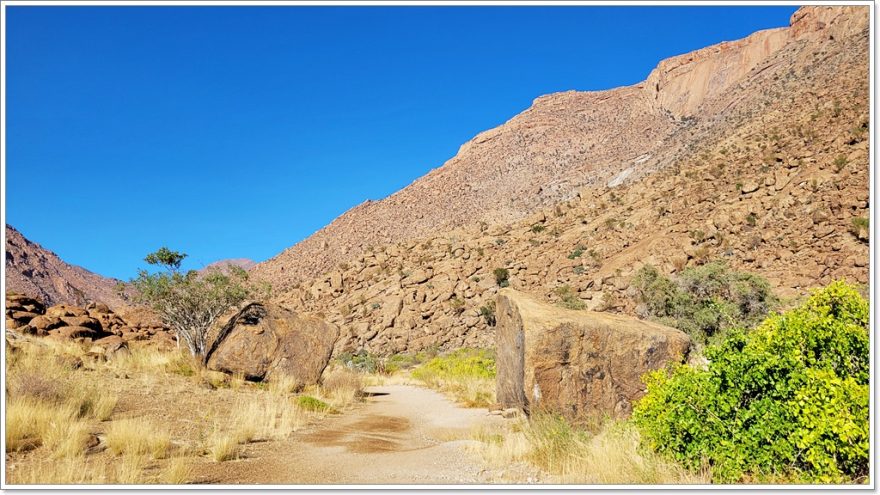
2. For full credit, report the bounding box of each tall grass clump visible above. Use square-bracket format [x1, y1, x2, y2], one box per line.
[634, 281, 869, 483]
[105, 418, 171, 459]
[411, 348, 496, 407]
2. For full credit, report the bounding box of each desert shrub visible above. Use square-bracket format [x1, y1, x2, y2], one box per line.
[412, 348, 496, 407]
[567, 246, 585, 260]
[296, 395, 332, 413]
[554, 285, 586, 310]
[849, 216, 868, 241]
[493, 268, 510, 288]
[336, 349, 382, 374]
[479, 302, 497, 327]
[106, 418, 171, 459]
[530, 224, 546, 233]
[632, 262, 775, 345]
[633, 281, 869, 483]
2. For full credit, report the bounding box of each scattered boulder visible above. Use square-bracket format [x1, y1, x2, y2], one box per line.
[206, 302, 339, 388]
[495, 288, 691, 421]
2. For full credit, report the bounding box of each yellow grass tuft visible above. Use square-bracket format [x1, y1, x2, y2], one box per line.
[160, 457, 193, 484]
[207, 433, 242, 462]
[471, 414, 710, 484]
[318, 367, 364, 410]
[105, 418, 171, 459]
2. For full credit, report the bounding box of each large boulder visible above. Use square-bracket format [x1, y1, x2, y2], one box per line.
[495, 288, 691, 420]
[206, 302, 339, 388]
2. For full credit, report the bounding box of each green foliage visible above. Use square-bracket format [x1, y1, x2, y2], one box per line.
[567, 246, 585, 260]
[554, 285, 586, 310]
[633, 281, 869, 483]
[479, 301, 496, 326]
[130, 249, 255, 359]
[411, 348, 496, 383]
[144, 247, 187, 271]
[493, 268, 510, 288]
[530, 224, 546, 233]
[336, 349, 382, 374]
[632, 262, 775, 345]
[296, 395, 332, 413]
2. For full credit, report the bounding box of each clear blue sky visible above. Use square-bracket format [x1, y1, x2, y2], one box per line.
[5, 5, 798, 280]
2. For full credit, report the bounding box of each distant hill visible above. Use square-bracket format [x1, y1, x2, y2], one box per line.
[5, 224, 127, 309]
[203, 258, 258, 272]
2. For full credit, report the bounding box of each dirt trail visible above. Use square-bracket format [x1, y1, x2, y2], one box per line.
[192, 384, 540, 485]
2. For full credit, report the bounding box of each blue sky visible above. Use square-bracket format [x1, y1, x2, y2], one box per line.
[5, 5, 798, 280]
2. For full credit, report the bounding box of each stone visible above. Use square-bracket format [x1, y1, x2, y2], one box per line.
[206, 302, 339, 388]
[60, 316, 103, 331]
[46, 305, 88, 318]
[28, 315, 65, 331]
[495, 288, 691, 421]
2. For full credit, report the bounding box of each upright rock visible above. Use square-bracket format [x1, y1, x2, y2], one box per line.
[495, 288, 690, 420]
[206, 302, 339, 387]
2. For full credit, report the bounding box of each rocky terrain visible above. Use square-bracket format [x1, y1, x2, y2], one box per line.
[5, 292, 175, 353]
[257, 6, 869, 356]
[5, 225, 127, 309]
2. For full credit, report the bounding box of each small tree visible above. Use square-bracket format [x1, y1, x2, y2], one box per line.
[130, 248, 255, 361]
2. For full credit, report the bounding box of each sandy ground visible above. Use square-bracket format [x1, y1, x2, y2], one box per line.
[190, 384, 542, 485]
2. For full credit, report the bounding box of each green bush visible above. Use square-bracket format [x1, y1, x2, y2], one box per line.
[632, 262, 775, 345]
[296, 395, 333, 413]
[411, 348, 496, 383]
[336, 349, 382, 374]
[479, 302, 496, 326]
[493, 268, 510, 288]
[633, 281, 869, 483]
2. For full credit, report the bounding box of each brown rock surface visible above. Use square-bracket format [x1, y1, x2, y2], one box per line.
[494, 289, 690, 420]
[206, 302, 339, 387]
[252, 6, 867, 357]
[5, 225, 127, 309]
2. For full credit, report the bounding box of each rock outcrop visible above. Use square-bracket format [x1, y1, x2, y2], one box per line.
[5, 225, 127, 309]
[252, 6, 869, 294]
[206, 302, 339, 387]
[4, 292, 174, 350]
[494, 289, 690, 420]
[255, 5, 868, 357]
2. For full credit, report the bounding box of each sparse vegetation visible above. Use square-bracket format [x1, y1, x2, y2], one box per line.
[849, 216, 868, 241]
[411, 349, 496, 407]
[632, 262, 776, 346]
[567, 245, 585, 259]
[634, 281, 869, 483]
[493, 268, 510, 288]
[479, 301, 497, 326]
[530, 224, 546, 233]
[554, 285, 586, 310]
[129, 248, 258, 359]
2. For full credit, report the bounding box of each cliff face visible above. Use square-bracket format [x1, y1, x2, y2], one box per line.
[253, 6, 869, 292]
[255, 6, 869, 356]
[5, 225, 127, 309]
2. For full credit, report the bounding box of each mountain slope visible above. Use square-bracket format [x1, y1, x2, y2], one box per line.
[256, 6, 869, 355]
[4, 225, 126, 309]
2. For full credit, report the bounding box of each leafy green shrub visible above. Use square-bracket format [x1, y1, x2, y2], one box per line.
[632, 262, 775, 345]
[567, 246, 585, 260]
[531, 224, 546, 233]
[633, 281, 869, 483]
[493, 268, 510, 288]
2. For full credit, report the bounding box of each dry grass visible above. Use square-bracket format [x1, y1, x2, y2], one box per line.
[207, 393, 309, 462]
[471, 414, 710, 484]
[105, 418, 171, 459]
[160, 457, 193, 484]
[207, 433, 242, 462]
[317, 367, 364, 410]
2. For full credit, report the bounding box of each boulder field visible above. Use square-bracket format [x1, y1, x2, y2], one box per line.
[494, 288, 690, 420]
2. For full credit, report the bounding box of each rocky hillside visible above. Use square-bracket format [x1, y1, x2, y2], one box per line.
[5, 225, 127, 309]
[261, 6, 869, 356]
[253, 6, 868, 291]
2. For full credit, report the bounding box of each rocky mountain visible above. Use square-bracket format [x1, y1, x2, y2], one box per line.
[202, 258, 258, 272]
[255, 6, 869, 355]
[5, 225, 127, 309]
[252, 6, 868, 292]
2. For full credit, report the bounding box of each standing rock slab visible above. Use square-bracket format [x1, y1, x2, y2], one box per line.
[495, 288, 690, 421]
[206, 302, 339, 388]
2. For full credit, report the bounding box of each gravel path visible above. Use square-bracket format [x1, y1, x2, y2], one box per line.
[192, 384, 538, 485]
